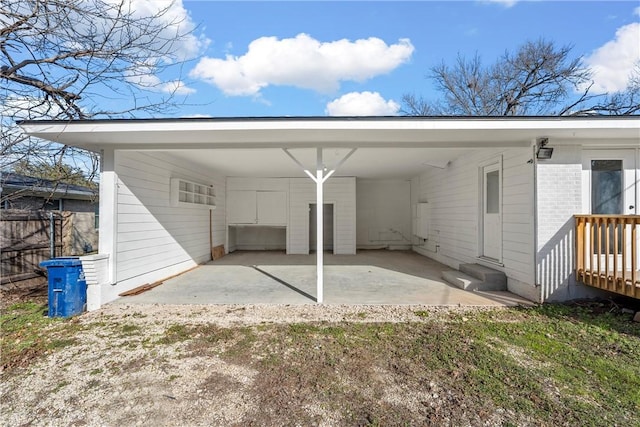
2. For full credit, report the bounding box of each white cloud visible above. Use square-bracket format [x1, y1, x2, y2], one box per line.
[482, 0, 519, 8]
[160, 80, 196, 95]
[2, 96, 65, 120]
[584, 22, 640, 93]
[110, 0, 209, 61]
[180, 114, 212, 118]
[190, 34, 414, 96]
[325, 91, 400, 116]
[126, 70, 195, 95]
[107, 1, 206, 96]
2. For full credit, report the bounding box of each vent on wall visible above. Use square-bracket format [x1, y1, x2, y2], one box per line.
[413, 202, 429, 239]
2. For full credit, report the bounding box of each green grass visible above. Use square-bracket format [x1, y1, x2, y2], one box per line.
[228, 305, 640, 425]
[157, 323, 237, 345]
[1, 301, 638, 425]
[0, 302, 82, 371]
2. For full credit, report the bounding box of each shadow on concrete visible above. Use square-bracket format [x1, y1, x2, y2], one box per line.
[115, 249, 534, 306]
[252, 265, 316, 302]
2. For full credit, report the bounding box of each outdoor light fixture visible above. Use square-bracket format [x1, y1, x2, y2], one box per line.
[536, 137, 553, 160]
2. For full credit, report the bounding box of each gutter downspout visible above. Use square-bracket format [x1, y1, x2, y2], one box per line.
[532, 140, 541, 303]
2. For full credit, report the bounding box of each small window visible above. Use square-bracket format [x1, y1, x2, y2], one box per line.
[486, 170, 500, 214]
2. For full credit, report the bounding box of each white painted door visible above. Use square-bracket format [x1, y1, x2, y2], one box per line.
[481, 163, 502, 261]
[227, 191, 257, 224]
[582, 150, 638, 265]
[582, 150, 637, 215]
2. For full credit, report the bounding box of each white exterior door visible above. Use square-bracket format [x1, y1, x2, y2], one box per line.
[481, 161, 502, 261]
[582, 149, 639, 267]
[582, 150, 637, 215]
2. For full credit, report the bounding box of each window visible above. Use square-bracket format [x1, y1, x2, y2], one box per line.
[591, 160, 623, 215]
[486, 170, 500, 214]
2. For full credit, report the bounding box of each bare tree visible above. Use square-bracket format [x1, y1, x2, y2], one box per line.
[402, 39, 639, 116]
[1, 0, 203, 187]
[569, 61, 640, 116]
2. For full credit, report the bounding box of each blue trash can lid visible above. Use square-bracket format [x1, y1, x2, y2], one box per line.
[40, 257, 83, 268]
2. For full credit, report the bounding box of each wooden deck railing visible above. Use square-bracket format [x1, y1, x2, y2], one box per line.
[575, 215, 640, 299]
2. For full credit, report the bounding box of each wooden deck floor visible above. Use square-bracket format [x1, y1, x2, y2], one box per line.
[577, 269, 640, 299]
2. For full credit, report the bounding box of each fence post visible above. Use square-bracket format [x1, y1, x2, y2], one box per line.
[49, 211, 55, 258]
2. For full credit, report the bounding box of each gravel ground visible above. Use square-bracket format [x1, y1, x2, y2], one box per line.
[92, 302, 493, 325]
[0, 303, 511, 426]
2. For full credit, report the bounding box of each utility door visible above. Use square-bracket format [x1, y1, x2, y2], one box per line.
[309, 203, 334, 252]
[480, 161, 502, 262]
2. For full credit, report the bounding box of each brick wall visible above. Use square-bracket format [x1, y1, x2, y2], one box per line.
[536, 145, 596, 301]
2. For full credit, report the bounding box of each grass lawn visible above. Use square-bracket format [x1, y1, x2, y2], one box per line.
[1, 301, 639, 425]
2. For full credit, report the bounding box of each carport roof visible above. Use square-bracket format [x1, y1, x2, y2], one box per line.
[20, 116, 640, 179]
[19, 115, 640, 151]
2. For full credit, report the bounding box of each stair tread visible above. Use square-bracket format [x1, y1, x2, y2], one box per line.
[442, 270, 483, 289]
[459, 263, 507, 282]
[442, 268, 507, 292]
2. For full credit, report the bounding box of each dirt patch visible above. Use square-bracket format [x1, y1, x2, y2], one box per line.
[1, 302, 639, 426]
[0, 284, 48, 310]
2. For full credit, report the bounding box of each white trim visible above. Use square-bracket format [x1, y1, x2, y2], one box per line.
[21, 118, 640, 150]
[21, 117, 640, 134]
[478, 155, 503, 263]
[98, 148, 117, 284]
[637, 148, 640, 215]
[581, 149, 637, 215]
[316, 148, 324, 304]
[476, 256, 505, 268]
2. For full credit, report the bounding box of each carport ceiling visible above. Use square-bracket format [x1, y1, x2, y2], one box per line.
[166, 147, 475, 179]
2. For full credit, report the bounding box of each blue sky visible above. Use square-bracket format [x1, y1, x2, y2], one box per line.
[117, 1, 640, 117]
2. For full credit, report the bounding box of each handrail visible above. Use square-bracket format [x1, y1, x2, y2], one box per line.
[575, 215, 639, 299]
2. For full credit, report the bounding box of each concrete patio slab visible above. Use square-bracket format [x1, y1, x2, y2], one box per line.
[114, 250, 534, 307]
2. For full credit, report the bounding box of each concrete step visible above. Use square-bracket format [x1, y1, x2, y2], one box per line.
[442, 270, 485, 291]
[459, 263, 507, 289]
[442, 263, 507, 292]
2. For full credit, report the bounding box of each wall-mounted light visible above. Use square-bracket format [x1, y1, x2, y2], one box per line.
[536, 137, 553, 160]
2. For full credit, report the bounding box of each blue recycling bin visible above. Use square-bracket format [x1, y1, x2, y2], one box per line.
[40, 257, 87, 318]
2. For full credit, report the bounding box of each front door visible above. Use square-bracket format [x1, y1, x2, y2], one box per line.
[481, 161, 502, 261]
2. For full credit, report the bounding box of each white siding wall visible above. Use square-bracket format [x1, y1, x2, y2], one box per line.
[411, 147, 537, 301]
[103, 151, 225, 303]
[356, 179, 412, 249]
[289, 177, 356, 254]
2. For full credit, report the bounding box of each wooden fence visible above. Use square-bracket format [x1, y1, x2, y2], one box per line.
[1, 211, 63, 288]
